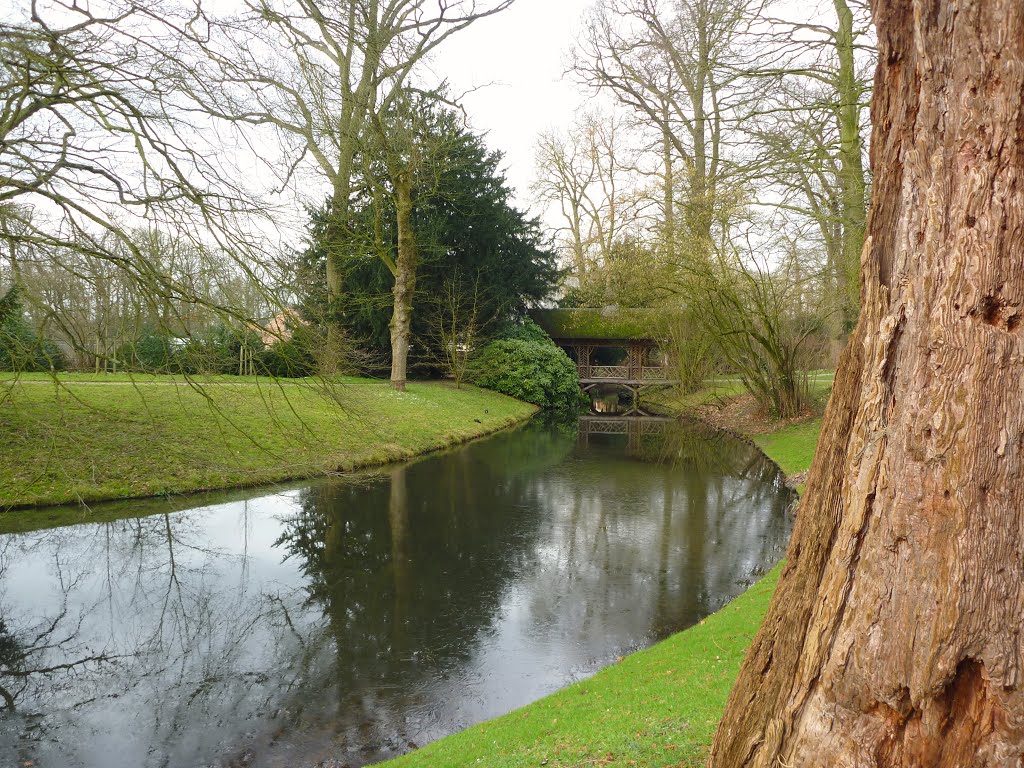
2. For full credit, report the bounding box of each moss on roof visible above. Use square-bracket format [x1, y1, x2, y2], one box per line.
[530, 308, 670, 341]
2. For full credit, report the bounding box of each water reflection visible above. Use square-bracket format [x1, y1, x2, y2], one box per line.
[0, 418, 791, 767]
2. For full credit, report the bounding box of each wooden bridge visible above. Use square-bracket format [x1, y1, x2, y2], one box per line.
[531, 308, 677, 400]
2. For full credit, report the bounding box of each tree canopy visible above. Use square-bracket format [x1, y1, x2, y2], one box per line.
[301, 107, 559, 371]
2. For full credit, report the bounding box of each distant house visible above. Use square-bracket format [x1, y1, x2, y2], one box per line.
[258, 309, 303, 346]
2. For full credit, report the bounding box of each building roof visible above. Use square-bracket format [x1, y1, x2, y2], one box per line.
[530, 307, 670, 342]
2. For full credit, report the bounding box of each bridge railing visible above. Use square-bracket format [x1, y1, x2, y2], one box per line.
[587, 365, 629, 379]
[578, 364, 673, 382]
[641, 366, 671, 381]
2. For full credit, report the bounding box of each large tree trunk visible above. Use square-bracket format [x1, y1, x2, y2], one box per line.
[709, 1, 1024, 765]
[389, 171, 417, 392]
[321, 7, 380, 374]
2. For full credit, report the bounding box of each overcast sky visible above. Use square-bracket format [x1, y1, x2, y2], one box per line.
[428, 0, 597, 218]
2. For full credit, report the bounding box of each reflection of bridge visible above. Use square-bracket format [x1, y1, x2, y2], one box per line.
[531, 309, 678, 401]
[578, 415, 675, 449]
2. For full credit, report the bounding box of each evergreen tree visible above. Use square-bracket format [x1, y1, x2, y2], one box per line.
[300, 109, 559, 374]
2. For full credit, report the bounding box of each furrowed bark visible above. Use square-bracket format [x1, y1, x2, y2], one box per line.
[709, 0, 1024, 765]
[390, 171, 417, 392]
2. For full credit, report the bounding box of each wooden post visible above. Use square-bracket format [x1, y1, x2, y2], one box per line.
[627, 343, 641, 381]
[571, 344, 584, 378]
[581, 344, 593, 379]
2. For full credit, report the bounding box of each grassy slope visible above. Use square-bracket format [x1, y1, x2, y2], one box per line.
[0, 375, 536, 510]
[381, 417, 822, 768]
[752, 419, 821, 476]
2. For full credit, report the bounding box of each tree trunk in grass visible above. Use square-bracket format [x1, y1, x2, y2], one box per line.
[709, 0, 1024, 765]
[390, 170, 417, 392]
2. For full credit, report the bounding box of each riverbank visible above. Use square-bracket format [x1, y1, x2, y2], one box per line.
[381, 401, 823, 768]
[0, 374, 537, 511]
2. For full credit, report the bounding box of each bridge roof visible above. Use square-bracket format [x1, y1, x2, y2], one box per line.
[530, 308, 669, 342]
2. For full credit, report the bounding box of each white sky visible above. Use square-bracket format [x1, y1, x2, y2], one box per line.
[428, 0, 598, 218]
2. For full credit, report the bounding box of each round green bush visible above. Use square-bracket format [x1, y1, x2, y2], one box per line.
[467, 338, 586, 412]
[493, 317, 552, 344]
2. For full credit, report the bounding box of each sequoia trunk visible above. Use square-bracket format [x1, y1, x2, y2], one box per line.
[390, 171, 417, 392]
[709, 0, 1024, 765]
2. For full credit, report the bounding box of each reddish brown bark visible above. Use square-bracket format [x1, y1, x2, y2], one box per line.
[709, 1, 1024, 765]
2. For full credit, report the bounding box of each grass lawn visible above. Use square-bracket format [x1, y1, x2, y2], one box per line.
[380, 416, 822, 768]
[666, 379, 747, 408]
[752, 419, 822, 476]
[0, 375, 536, 510]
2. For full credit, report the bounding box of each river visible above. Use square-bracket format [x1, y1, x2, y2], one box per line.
[0, 416, 792, 767]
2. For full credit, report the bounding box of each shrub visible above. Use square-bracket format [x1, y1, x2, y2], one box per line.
[493, 317, 552, 345]
[117, 322, 319, 378]
[0, 316, 65, 372]
[161, 324, 265, 375]
[467, 338, 586, 412]
[492, 317, 553, 345]
[118, 327, 176, 372]
[258, 330, 318, 378]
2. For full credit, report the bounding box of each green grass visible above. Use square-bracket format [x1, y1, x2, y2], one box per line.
[676, 379, 747, 407]
[752, 419, 822, 477]
[379, 415, 823, 768]
[648, 372, 834, 415]
[0, 375, 536, 510]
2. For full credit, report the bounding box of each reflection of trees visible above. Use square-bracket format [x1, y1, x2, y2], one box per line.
[0, 613, 118, 712]
[0, 621, 18, 710]
[0, 541, 122, 716]
[519, 420, 792, 654]
[0, 503, 317, 768]
[613, 418, 793, 617]
[272, 424, 575, 753]
[633, 417, 786, 484]
[469, 414, 578, 478]
[650, 421, 792, 618]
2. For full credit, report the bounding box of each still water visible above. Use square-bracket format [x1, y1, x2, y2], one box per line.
[0, 417, 792, 768]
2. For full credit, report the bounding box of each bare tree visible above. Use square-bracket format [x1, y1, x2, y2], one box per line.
[5, 218, 284, 371]
[571, 0, 760, 252]
[749, 0, 873, 333]
[533, 109, 638, 281]
[186, 0, 516, 367]
[683, 221, 827, 417]
[1, 1, 284, 368]
[533, 127, 597, 279]
[421, 272, 488, 388]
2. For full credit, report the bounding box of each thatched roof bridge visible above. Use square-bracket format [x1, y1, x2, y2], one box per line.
[530, 308, 677, 393]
